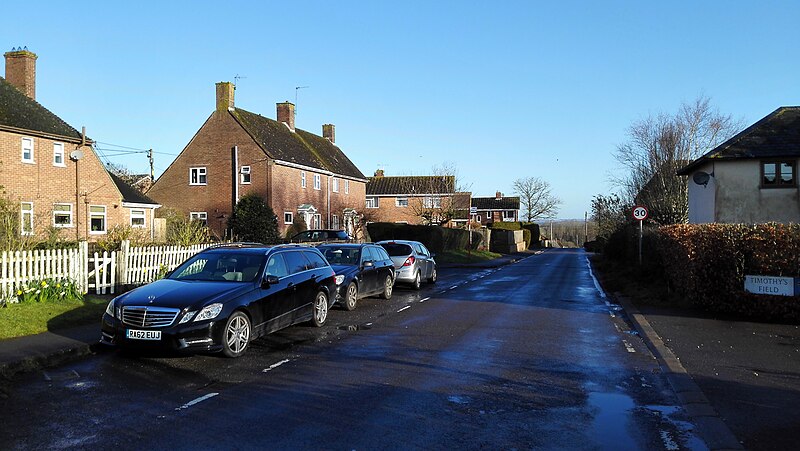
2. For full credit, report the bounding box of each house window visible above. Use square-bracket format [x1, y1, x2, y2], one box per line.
[762, 161, 796, 188]
[314, 174, 321, 190]
[90, 206, 107, 234]
[332, 215, 339, 229]
[396, 197, 409, 207]
[21, 137, 34, 163]
[131, 209, 146, 228]
[53, 143, 65, 167]
[476, 215, 482, 222]
[53, 204, 73, 227]
[345, 180, 349, 194]
[190, 167, 207, 185]
[190, 212, 208, 226]
[284, 212, 293, 224]
[366, 196, 379, 209]
[423, 196, 442, 208]
[301, 171, 306, 188]
[332, 178, 339, 193]
[502, 210, 515, 221]
[20, 202, 33, 236]
[240, 166, 251, 184]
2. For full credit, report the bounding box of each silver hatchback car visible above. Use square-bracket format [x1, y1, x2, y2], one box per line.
[377, 240, 437, 290]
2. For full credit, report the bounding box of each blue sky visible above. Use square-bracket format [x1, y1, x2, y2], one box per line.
[2, 1, 799, 219]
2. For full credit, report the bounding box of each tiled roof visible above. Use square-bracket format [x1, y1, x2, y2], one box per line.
[471, 196, 520, 210]
[230, 108, 365, 180]
[109, 172, 159, 206]
[367, 175, 455, 196]
[0, 76, 82, 140]
[678, 106, 800, 175]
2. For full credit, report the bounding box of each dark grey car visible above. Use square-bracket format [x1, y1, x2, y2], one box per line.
[377, 240, 437, 290]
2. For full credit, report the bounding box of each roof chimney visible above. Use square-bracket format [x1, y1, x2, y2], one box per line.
[374, 169, 384, 177]
[277, 101, 295, 131]
[496, 191, 502, 200]
[216, 82, 235, 112]
[4, 48, 37, 100]
[322, 124, 335, 143]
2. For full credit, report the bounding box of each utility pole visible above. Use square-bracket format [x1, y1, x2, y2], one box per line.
[147, 149, 154, 180]
[584, 211, 588, 246]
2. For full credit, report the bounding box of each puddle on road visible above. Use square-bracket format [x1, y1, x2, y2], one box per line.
[588, 392, 638, 451]
[447, 395, 470, 405]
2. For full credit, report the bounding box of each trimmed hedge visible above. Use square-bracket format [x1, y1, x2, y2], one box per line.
[648, 223, 800, 322]
[489, 222, 540, 249]
[366, 223, 482, 253]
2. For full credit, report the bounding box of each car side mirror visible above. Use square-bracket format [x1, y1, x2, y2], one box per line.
[363, 260, 374, 268]
[261, 275, 280, 288]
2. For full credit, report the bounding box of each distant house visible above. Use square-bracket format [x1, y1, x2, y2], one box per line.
[471, 192, 520, 226]
[146, 82, 366, 238]
[366, 170, 469, 226]
[0, 48, 159, 241]
[678, 106, 800, 224]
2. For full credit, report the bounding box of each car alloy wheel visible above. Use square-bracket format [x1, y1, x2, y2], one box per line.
[428, 268, 437, 283]
[222, 311, 251, 358]
[312, 291, 329, 327]
[412, 271, 421, 290]
[381, 275, 393, 299]
[344, 283, 358, 311]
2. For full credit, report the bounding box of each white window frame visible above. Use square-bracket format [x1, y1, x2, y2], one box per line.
[332, 177, 339, 193]
[345, 180, 349, 194]
[53, 203, 73, 228]
[53, 142, 65, 167]
[423, 196, 442, 209]
[20, 202, 33, 236]
[89, 205, 107, 234]
[395, 197, 409, 207]
[314, 174, 321, 190]
[190, 212, 208, 226]
[240, 165, 251, 184]
[189, 167, 207, 185]
[312, 214, 321, 228]
[502, 210, 515, 221]
[284, 212, 293, 225]
[301, 171, 307, 188]
[331, 214, 340, 229]
[366, 196, 379, 209]
[21, 137, 34, 163]
[130, 209, 146, 228]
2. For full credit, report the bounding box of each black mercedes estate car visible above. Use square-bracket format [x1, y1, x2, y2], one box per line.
[100, 244, 337, 358]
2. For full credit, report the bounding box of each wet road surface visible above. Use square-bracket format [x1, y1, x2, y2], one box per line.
[1, 249, 706, 450]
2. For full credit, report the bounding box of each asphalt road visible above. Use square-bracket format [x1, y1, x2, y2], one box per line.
[1, 249, 707, 450]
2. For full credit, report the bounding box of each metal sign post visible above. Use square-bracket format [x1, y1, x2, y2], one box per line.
[632, 206, 648, 265]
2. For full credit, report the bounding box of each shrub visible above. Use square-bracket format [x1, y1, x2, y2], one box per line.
[366, 223, 482, 253]
[96, 225, 149, 252]
[229, 194, 280, 244]
[488, 222, 521, 231]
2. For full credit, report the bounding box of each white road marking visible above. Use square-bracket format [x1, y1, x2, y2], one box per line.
[585, 257, 607, 298]
[622, 340, 636, 353]
[449, 285, 458, 290]
[366, 322, 373, 326]
[397, 306, 411, 313]
[420, 297, 430, 303]
[262, 359, 291, 373]
[176, 392, 219, 411]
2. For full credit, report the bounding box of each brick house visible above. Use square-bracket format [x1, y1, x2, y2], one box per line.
[0, 49, 160, 241]
[146, 82, 366, 238]
[471, 192, 520, 226]
[366, 170, 470, 226]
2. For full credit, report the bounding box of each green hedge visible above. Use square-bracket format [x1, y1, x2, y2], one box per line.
[366, 223, 481, 253]
[656, 223, 800, 322]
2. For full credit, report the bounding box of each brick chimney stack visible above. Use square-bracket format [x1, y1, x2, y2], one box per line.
[4, 48, 37, 100]
[215, 82, 235, 112]
[374, 169, 385, 177]
[277, 102, 295, 131]
[496, 191, 502, 200]
[322, 124, 335, 143]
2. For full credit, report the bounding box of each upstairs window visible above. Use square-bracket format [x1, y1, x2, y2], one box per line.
[240, 166, 251, 184]
[314, 174, 321, 190]
[396, 197, 409, 207]
[21, 137, 34, 163]
[190, 167, 207, 185]
[762, 161, 796, 188]
[53, 143, 65, 167]
[301, 171, 307, 188]
[366, 196, 379, 209]
[423, 196, 442, 208]
[332, 177, 339, 192]
[345, 180, 350, 194]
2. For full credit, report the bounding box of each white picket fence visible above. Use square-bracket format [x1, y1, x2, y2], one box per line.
[0, 240, 213, 300]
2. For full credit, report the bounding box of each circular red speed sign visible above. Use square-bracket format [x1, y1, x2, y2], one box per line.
[632, 206, 648, 221]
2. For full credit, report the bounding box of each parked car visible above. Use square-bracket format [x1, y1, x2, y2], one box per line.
[100, 243, 336, 358]
[318, 243, 395, 311]
[377, 240, 437, 290]
[290, 229, 352, 243]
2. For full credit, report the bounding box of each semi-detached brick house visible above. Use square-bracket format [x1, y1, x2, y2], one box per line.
[471, 192, 520, 226]
[0, 49, 160, 241]
[146, 82, 367, 238]
[366, 170, 470, 226]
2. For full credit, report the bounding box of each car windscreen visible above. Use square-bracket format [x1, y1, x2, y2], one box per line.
[380, 243, 413, 257]
[321, 247, 360, 265]
[170, 252, 265, 282]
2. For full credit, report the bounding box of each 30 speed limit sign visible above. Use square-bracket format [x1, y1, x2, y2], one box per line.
[632, 206, 648, 221]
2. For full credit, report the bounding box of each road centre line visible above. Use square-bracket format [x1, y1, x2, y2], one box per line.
[622, 340, 636, 353]
[176, 392, 219, 411]
[420, 297, 430, 303]
[397, 305, 411, 313]
[449, 285, 458, 290]
[262, 359, 291, 373]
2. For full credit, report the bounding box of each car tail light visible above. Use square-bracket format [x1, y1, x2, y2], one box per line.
[403, 256, 415, 267]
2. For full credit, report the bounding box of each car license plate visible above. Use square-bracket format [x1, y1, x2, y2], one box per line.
[126, 329, 161, 341]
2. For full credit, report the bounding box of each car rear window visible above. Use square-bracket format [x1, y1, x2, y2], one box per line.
[380, 243, 413, 256]
[322, 247, 360, 265]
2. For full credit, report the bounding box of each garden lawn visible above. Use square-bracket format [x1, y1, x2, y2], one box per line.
[0, 296, 109, 340]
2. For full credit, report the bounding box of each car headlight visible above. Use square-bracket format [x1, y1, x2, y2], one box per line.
[105, 300, 116, 318]
[179, 311, 197, 324]
[334, 275, 345, 285]
[193, 303, 223, 322]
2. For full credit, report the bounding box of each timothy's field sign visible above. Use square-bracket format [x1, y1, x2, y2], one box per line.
[744, 275, 795, 296]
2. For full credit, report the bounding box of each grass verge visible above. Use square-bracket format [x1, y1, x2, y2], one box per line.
[0, 296, 109, 340]
[436, 249, 502, 264]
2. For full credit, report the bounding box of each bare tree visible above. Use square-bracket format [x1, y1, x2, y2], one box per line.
[403, 162, 471, 226]
[612, 95, 742, 225]
[512, 176, 561, 221]
[591, 193, 628, 240]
